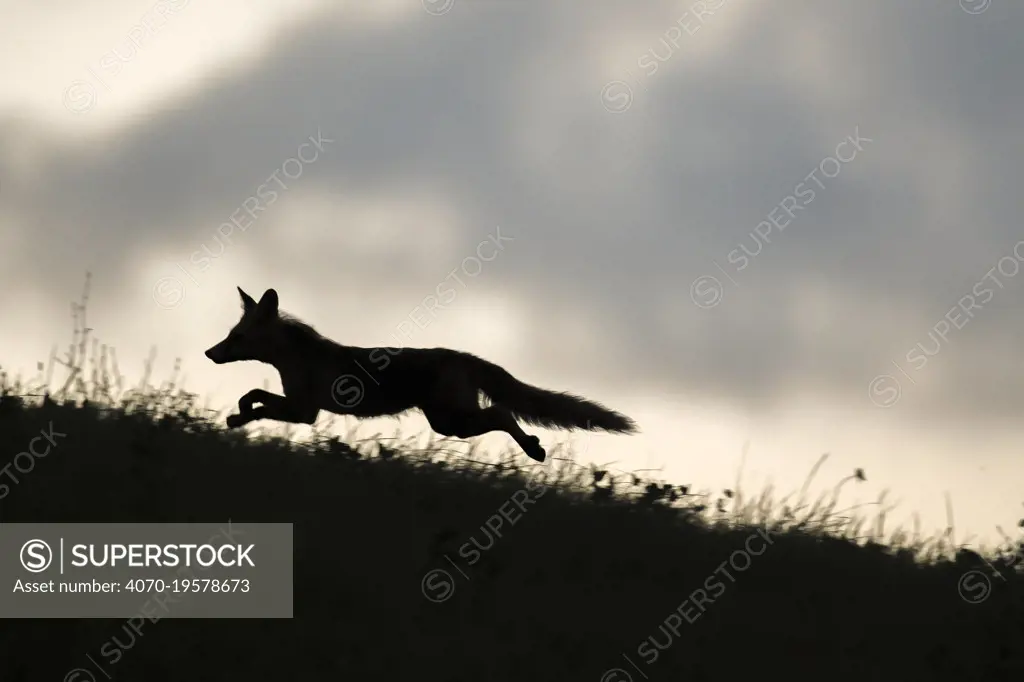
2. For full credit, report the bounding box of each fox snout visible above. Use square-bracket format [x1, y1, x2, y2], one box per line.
[205, 331, 257, 364]
[205, 343, 230, 364]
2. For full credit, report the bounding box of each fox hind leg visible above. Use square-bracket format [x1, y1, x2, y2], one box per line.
[424, 365, 546, 462]
[424, 405, 546, 463]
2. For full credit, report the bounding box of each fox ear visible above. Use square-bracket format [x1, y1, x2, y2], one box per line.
[238, 287, 257, 313]
[256, 288, 279, 317]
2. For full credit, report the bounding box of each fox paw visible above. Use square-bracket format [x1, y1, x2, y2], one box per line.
[226, 413, 247, 428]
[524, 435, 546, 463]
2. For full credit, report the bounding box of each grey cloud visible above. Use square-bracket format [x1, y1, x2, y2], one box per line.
[3, 0, 1024, 425]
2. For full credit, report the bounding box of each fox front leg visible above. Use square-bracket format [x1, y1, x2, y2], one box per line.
[237, 388, 279, 413]
[226, 389, 279, 428]
[226, 412, 256, 428]
[227, 389, 318, 427]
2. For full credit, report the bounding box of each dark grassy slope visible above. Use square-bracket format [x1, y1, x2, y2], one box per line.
[0, 392, 1022, 682]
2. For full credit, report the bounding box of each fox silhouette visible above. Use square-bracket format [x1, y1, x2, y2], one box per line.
[205, 287, 638, 462]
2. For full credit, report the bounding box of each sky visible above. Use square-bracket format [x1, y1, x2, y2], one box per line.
[1, 0, 1022, 547]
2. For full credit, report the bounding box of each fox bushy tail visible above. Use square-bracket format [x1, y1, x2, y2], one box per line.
[467, 354, 637, 433]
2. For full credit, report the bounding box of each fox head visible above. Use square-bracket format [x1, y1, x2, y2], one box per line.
[204, 287, 282, 364]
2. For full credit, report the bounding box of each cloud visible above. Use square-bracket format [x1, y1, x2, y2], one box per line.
[2, 0, 1024, 431]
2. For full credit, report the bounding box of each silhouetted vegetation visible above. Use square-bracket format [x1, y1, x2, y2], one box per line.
[1, 279, 1022, 680]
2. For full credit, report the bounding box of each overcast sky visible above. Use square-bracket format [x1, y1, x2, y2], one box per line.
[2, 0, 1022, 546]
